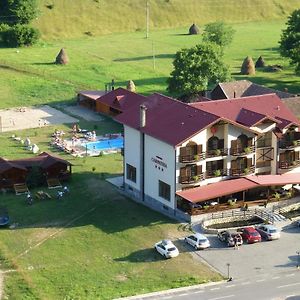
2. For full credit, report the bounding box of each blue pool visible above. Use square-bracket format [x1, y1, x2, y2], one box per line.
[85, 137, 124, 151]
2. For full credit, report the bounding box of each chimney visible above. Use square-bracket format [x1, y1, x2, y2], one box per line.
[233, 90, 236, 98]
[140, 104, 147, 128]
[111, 79, 115, 91]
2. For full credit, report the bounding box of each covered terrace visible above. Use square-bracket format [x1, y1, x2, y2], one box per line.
[177, 173, 300, 215]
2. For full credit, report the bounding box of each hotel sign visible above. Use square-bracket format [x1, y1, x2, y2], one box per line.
[151, 156, 167, 169]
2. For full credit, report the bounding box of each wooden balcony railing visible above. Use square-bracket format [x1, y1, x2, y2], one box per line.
[279, 160, 300, 170]
[279, 140, 300, 149]
[205, 168, 228, 179]
[179, 152, 205, 163]
[179, 173, 205, 184]
[206, 148, 228, 158]
[230, 165, 255, 176]
[230, 145, 255, 156]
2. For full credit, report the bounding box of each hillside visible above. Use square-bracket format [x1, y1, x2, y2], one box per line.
[35, 0, 300, 39]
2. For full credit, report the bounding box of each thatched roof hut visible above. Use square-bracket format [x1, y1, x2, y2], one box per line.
[127, 80, 136, 92]
[55, 48, 69, 65]
[189, 23, 200, 35]
[255, 56, 265, 68]
[241, 56, 255, 75]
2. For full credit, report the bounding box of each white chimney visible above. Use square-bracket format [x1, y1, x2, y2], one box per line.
[140, 104, 147, 128]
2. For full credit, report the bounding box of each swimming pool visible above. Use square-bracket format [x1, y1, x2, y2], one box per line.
[84, 137, 124, 151]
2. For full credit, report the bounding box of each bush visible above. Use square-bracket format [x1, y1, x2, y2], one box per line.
[0, 23, 10, 44]
[2, 24, 40, 47]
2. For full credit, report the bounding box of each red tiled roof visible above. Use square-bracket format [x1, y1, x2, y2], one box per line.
[78, 90, 106, 100]
[96, 87, 147, 111]
[115, 93, 220, 146]
[191, 94, 300, 130]
[176, 178, 258, 203]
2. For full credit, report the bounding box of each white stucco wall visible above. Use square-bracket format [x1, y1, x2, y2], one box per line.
[123, 125, 141, 190]
[144, 135, 176, 209]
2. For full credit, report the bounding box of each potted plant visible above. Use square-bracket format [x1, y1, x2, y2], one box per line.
[214, 149, 221, 156]
[243, 147, 252, 154]
[213, 169, 221, 177]
[293, 140, 298, 146]
[192, 175, 200, 182]
[243, 167, 250, 175]
[194, 154, 199, 161]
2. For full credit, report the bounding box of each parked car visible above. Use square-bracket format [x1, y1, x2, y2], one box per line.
[217, 230, 243, 247]
[154, 240, 179, 258]
[184, 233, 210, 250]
[238, 227, 261, 244]
[294, 220, 300, 228]
[255, 225, 280, 240]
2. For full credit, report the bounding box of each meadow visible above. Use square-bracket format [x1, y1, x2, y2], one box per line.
[0, 16, 300, 299]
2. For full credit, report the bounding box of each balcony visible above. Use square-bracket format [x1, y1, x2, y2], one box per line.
[279, 139, 300, 150]
[230, 145, 255, 156]
[206, 148, 228, 158]
[179, 152, 205, 163]
[230, 165, 255, 177]
[279, 160, 300, 170]
[179, 173, 205, 184]
[205, 169, 228, 179]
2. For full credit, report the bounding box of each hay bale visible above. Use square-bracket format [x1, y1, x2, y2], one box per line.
[255, 56, 265, 68]
[241, 56, 255, 75]
[189, 23, 200, 35]
[55, 48, 69, 65]
[127, 80, 136, 92]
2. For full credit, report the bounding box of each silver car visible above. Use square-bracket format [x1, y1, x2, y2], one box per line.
[255, 225, 280, 240]
[185, 233, 210, 250]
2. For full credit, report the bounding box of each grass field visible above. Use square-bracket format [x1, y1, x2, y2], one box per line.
[0, 120, 222, 299]
[33, 0, 300, 39]
[1, 20, 300, 110]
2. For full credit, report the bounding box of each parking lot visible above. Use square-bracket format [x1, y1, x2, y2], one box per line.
[186, 221, 300, 280]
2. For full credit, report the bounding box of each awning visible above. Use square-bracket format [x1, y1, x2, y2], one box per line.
[177, 173, 300, 203]
[176, 178, 258, 203]
[246, 173, 300, 186]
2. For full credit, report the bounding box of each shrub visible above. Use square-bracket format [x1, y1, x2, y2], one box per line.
[2, 24, 40, 47]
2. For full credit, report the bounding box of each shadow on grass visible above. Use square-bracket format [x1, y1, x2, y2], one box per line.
[114, 54, 175, 62]
[114, 248, 166, 263]
[31, 62, 55, 66]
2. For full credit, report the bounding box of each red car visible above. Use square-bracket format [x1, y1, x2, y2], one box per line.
[239, 227, 261, 244]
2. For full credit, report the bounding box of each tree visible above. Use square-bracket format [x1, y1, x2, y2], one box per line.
[0, 0, 38, 25]
[202, 21, 235, 48]
[167, 43, 231, 97]
[279, 9, 300, 73]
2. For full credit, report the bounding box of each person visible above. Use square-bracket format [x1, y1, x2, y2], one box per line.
[264, 200, 268, 208]
[236, 234, 242, 250]
[63, 186, 69, 194]
[26, 193, 33, 205]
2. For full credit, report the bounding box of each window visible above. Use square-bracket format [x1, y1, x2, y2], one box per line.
[159, 180, 171, 201]
[126, 164, 136, 183]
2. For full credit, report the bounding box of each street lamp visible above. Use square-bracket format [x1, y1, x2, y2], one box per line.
[296, 251, 300, 269]
[226, 263, 231, 280]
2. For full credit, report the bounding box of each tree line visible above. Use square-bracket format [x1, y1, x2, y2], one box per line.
[0, 0, 39, 47]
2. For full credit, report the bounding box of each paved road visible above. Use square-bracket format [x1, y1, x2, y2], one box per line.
[129, 270, 300, 300]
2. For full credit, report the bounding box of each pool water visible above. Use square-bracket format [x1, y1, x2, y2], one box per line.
[85, 137, 124, 151]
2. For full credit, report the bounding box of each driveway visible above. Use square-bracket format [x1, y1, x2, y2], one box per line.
[189, 221, 300, 280]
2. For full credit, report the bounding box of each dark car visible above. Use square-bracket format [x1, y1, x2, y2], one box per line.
[238, 227, 261, 244]
[217, 230, 243, 247]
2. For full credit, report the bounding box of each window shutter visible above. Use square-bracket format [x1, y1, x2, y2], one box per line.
[218, 139, 224, 148]
[295, 151, 300, 160]
[180, 147, 187, 156]
[231, 159, 237, 170]
[196, 164, 202, 174]
[279, 152, 285, 162]
[231, 140, 237, 149]
[247, 138, 253, 146]
[247, 158, 252, 167]
[180, 167, 187, 177]
[197, 144, 202, 154]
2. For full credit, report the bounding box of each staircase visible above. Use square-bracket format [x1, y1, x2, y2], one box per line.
[253, 208, 286, 224]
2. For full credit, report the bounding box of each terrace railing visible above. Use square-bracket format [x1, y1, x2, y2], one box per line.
[206, 148, 229, 158]
[179, 173, 205, 184]
[179, 152, 205, 163]
[279, 160, 300, 170]
[230, 145, 255, 156]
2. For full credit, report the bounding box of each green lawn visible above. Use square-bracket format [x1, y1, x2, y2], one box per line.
[1, 19, 300, 108]
[0, 122, 221, 299]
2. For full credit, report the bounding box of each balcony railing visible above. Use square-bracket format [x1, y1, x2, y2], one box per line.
[179, 152, 205, 163]
[205, 168, 228, 179]
[230, 145, 255, 156]
[279, 140, 300, 149]
[206, 148, 228, 158]
[179, 173, 205, 184]
[230, 165, 255, 176]
[279, 160, 300, 170]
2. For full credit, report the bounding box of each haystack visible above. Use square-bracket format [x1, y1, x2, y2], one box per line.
[189, 23, 200, 35]
[255, 56, 265, 68]
[55, 48, 69, 65]
[127, 80, 136, 92]
[241, 56, 255, 75]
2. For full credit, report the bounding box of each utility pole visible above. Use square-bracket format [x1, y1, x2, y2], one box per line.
[146, 0, 150, 39]
[152, 41, 156, 70]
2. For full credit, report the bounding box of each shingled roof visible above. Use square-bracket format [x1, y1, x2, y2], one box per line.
[212, 80, 294, 100]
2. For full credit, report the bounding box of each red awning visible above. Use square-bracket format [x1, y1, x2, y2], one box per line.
[246, 173, 300, 186]
[176, 173, 300, 203]
[176, 178, 258, 203]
